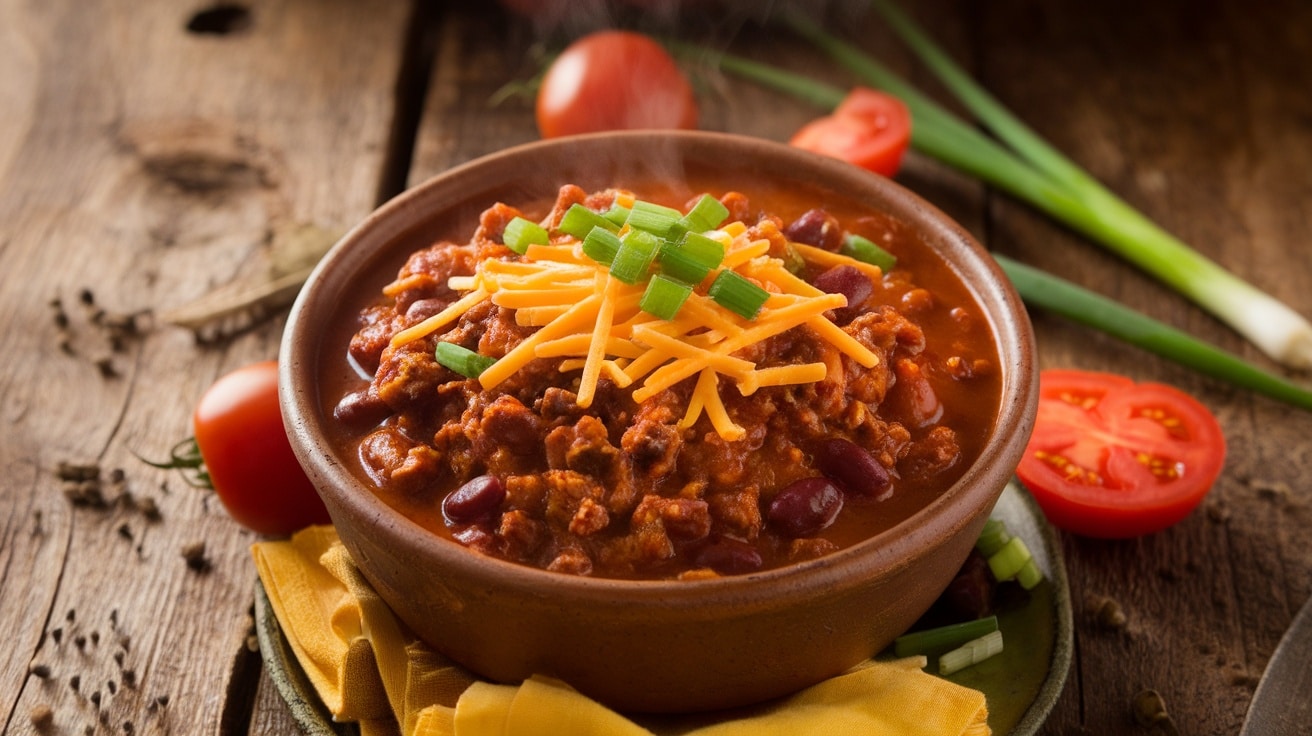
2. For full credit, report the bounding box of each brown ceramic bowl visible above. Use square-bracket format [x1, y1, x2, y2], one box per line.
[280, 131, 1037, 714]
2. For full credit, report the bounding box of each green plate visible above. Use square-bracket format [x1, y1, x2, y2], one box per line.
[256, 480, 1071, 735]
[946, 480, 1073, 735]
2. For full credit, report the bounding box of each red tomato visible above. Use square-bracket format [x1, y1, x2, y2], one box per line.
[1016, 369, 1226, 539]
[790, 87, 911, 177]
[193, 361, 329, 536]
[536, 31, 698, 139]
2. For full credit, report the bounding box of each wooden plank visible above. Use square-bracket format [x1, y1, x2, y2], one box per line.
[0, 0, 412, 733]
[409, 5, 540, 184]
[968, 1, 1312, 733]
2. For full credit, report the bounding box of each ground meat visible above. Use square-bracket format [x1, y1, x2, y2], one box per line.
[621, 402, 682, 476]
[707, 485, 763, 541]
[900, 425, 962, 479]
[497, 509, 546, 561]
[542, 469, 607, 530]
[546, 546, 594, 576]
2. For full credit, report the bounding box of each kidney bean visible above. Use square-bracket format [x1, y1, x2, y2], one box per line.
[443, 475, 505, 524]
[404, 297, 448, 323]
[767, 477, 844, 538]
[692, 536, 763, 575]
[812, 264, 873, 324]
[784, 208, 843, 251]
[813, 438, 893, 499]
[889, 358, 943, 428]
[333, 387, 390, 428]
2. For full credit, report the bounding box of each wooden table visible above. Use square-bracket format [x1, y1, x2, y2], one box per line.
[3, 2, 1309, 734]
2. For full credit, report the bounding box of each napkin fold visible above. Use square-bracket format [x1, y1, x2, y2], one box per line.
[252, 526, 991, 736]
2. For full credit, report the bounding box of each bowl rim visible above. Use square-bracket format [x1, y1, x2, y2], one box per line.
[280, 129, 1037, 607]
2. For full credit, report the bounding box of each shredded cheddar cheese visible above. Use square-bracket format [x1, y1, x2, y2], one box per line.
[385, 199, 887, 441]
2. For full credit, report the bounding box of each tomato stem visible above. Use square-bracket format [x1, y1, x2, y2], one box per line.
[134, 437, 213, 489]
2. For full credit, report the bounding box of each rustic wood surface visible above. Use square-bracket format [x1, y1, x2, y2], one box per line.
[3, 1, 1309, 734]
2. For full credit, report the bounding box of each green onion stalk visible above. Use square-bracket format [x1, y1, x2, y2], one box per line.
[678, 5, 1312, 371]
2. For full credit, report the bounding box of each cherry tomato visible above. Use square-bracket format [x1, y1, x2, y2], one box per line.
[193, 361, 330, 536]
[1015, 369, 1226, 539]
[536, 30, 698, 139]
[790, 87, 911, 177]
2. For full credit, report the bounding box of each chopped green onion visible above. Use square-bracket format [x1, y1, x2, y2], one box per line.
[602, 203, 631, 227]
[558, 203, 618, 240]
[986, 536, 1033, 583]
[977, 517, 1044, 590]
[582, 226, 622, 266]
[659, 231, 725, 283]
[939, 630, 1004, 676]
[841, 233, 897, 272]
[640, 274, 694, 320]
[501, 216, 548, 255]
[680, 194, 730, 232]
[709, 270, 770, 319]
[626, 200, 685, 238]
[610, 229, 661, 284]
[892, 615, 998, 658]
[778, 5, 1312, 370]
[435, 342, 497, 379]
[1016, 559, 1044, 591]
[996, 255, 1312, 412]
[975, 518, 1011, 558]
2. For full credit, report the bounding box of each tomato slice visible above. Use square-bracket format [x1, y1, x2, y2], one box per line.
[789, 87, 911, 177]
[1016, 369, 1226, 538]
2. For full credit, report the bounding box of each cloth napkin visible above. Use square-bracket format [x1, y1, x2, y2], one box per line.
[252, 526, 991, 736]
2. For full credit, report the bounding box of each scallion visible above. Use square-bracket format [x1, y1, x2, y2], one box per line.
[892, 615, 998, 658]
[659, 231, 725, 283]
[781, 5, 1312, 370]
[640, 274, 694, 320]
[939, 630, 1004, 676]
[435, 342, 497, 379]
[841, 233, 897, 272]
[680, 194, 731, 232]
[995, 254, 1312, 411]
[559, 203, 619, 240]
[582, 226, 622, 266]
[986, 536, 1033, 583]
[708, 270, 770, 319]
[626, 200, 685, 238]
[713, 268, 771, 317]
[1016, 559, 1044, 591]
[975, 518, 1011, 558]
[602, 203, 631, 227]
[610, 229, 662, 284]
[501, 216, 548, 255]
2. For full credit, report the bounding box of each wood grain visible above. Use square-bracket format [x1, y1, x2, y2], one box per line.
[0, 0, 410, 733]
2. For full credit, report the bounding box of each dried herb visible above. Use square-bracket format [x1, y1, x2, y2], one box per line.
[29, 704, 53, 729]
[181, 540, 210, 572]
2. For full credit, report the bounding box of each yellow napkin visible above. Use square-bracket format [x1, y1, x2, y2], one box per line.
[253, 526, 991, 736]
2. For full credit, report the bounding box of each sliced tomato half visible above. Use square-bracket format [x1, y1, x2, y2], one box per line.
[789, 87, 911, 177]
[1016, 369, 1226, 539]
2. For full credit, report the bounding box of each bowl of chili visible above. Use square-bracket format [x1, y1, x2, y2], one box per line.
[280, 130, 1038, 713]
